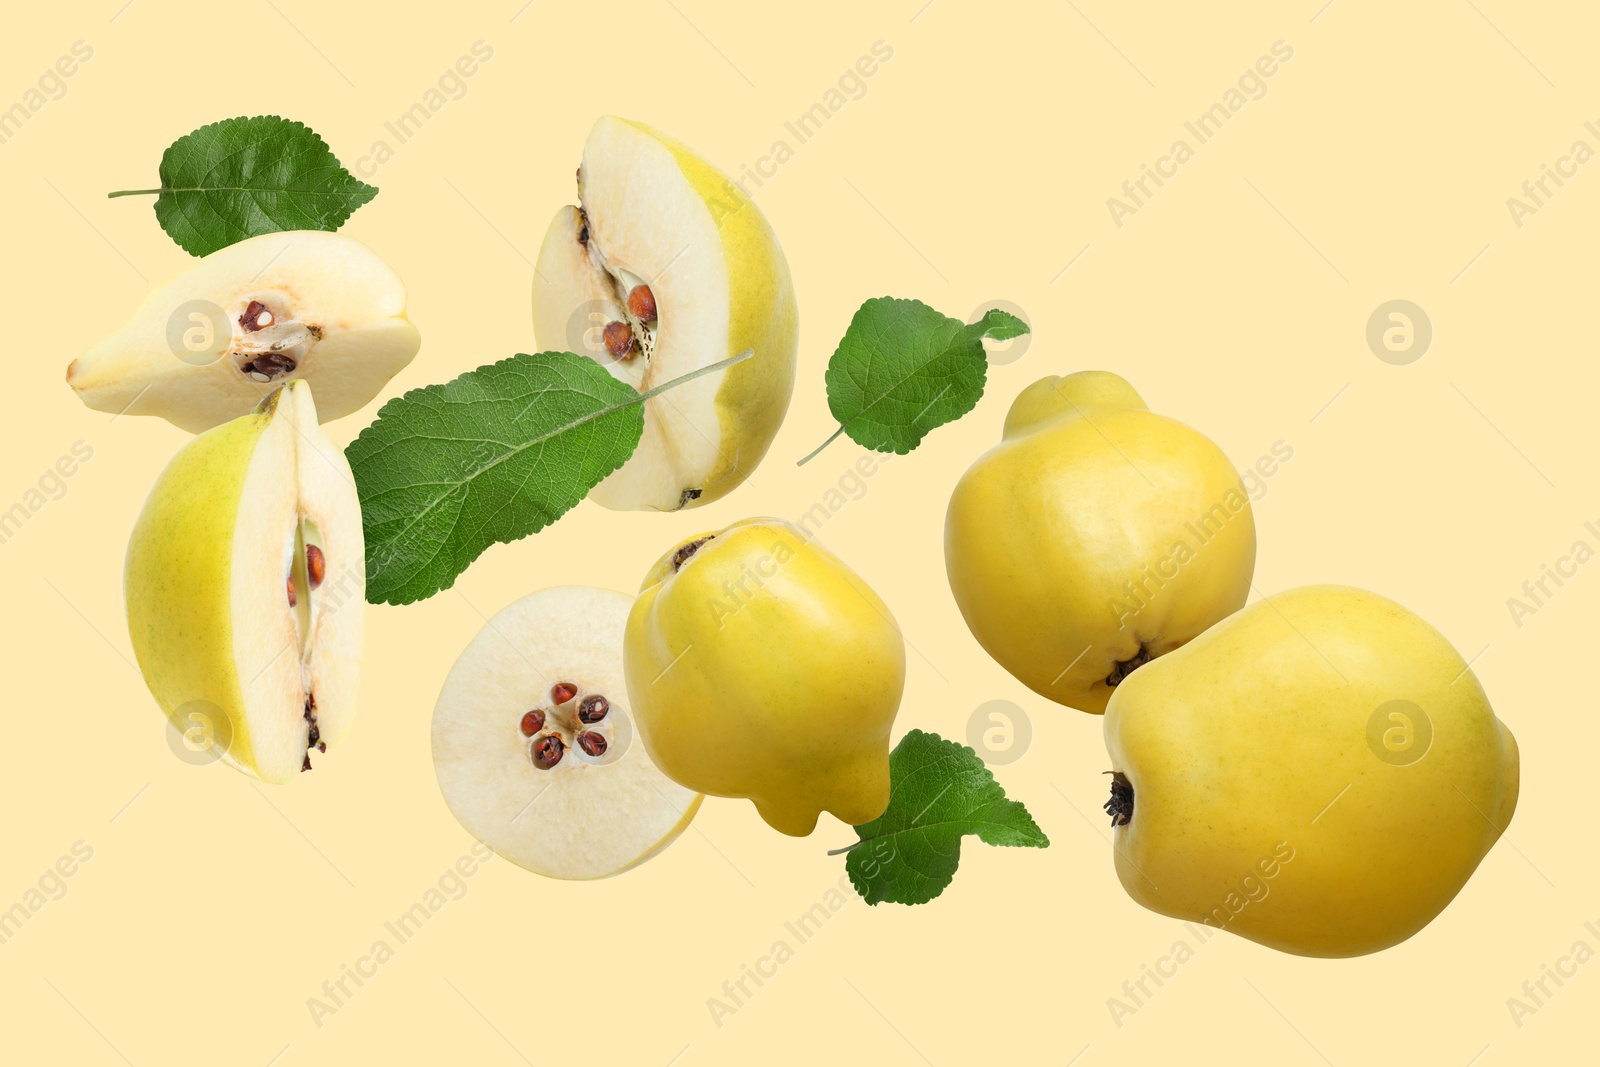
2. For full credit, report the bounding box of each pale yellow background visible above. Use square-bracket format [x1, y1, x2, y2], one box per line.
[1, 0, 1591, 1063]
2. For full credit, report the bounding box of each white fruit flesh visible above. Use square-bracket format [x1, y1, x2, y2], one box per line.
[70, 230, 420, 433]
[532, 116, 798, 511]
[125, 381, 364, 782]
[432, 586, 701, 879]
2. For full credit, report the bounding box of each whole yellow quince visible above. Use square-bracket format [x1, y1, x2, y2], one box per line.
[623, 518, 905, 836]
[945, 371, 1256, 713]
[1103, 585, 1519, 957]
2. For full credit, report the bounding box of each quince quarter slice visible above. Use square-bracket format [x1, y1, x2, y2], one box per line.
[125, 381, 364, 782]
[533, 117, 798, 511]
[69, 230, 420, 433]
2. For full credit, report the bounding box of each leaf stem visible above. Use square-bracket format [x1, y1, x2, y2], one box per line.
[636, 347, 753, 403]
[825, 840, 865, 857]
[796, 424, 847, 466]
[106, 189, 162, 198]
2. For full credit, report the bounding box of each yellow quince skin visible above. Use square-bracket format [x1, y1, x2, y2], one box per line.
[1103, 585, 1519, 957]
[623, 518, 905, 836]
[945, 370, 1256, 713]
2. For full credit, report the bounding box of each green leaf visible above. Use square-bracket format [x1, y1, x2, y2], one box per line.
[347, 350, 751, 606]
[838, 729, 1048, 906]
[798, 298, 1029, 465]
[109, 115, 377, 256]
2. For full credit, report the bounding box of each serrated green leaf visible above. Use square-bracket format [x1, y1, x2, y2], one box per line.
[975, 309, 1030, 341]
[799, 298, 1030, 464]
[110, 115, 377, 256]
[346, 352, 642, 605]
[346, 349, 752, 606]
[841, 729, 1048, 906]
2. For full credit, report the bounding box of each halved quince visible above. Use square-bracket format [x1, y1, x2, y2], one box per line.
[533, 117, 798, 511]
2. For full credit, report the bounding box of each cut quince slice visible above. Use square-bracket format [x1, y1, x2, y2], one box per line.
[431, 585, 702, 879]
[125, 380, 364, 782]
[69, 230, 420, 433]
[533, 117, 798, 511]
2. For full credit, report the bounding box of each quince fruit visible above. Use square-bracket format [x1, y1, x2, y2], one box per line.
[69, 230, 420, 433]
[945, 371, 1256, 712]
[533, 117, 798, 511]
[1103, 585, 1519, 957]
[125, 380, 363, 781]
[432, 586, 701, 880]
[623, 518, 904, 835]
